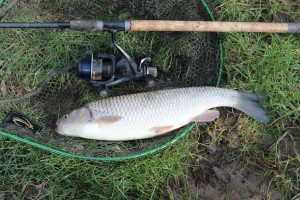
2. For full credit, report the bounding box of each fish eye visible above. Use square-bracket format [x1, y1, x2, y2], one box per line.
[63, 114, 69, 119]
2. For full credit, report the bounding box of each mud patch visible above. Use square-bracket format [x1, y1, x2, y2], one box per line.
[193, 159, 281, 199]
[185, 108, 286, 199]
[189, 144, 282, 200]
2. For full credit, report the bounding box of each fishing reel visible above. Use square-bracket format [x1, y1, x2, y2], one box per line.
[78, 31, 157, 97]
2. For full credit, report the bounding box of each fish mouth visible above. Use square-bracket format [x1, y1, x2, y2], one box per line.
[55, 125, 63, 135]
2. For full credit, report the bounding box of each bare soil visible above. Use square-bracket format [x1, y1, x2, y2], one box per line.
[185, 108, 299, 199]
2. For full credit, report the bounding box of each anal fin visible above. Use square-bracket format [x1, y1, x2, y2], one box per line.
[191, 110, 220, 122]
[149, 126, 173, 134]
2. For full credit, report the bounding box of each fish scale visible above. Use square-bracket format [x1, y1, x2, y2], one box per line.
[56, 87, 269, 141]
[88, 88, 196, 124]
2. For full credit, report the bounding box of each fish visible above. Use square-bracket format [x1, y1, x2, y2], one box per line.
[55, 87, 269, 141]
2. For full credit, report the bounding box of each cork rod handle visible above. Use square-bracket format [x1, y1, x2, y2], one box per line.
[131, 20, 300, 33]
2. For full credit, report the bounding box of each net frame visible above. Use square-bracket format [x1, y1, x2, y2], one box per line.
[0, 0, 223, 161]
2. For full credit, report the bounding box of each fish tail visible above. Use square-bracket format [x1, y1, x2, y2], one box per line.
[234, 91, 269, 123]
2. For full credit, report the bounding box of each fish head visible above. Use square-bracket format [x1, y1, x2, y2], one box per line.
[55, 107, 91, 136]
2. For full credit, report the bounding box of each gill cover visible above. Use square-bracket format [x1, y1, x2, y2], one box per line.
[56, 107, 92, 136]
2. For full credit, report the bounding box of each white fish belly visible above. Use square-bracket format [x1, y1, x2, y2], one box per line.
[80, 106, 220, 141]
[80, 117, 190, 141]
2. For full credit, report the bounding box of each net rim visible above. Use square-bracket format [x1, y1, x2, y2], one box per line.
[0, 0, 224, 162]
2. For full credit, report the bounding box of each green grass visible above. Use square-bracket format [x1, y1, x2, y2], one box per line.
[217, 0, 300, 197]
[0, 0, 300, 199]
[0, 134, 197, 199]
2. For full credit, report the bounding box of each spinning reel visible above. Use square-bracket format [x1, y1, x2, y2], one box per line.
[78, 31, 158, 96]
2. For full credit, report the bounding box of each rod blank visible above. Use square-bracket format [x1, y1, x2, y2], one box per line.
[0, 22, 70, 28]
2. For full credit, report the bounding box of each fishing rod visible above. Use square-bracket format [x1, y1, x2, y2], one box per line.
[1, 20, 300, 33]
[1, 20, 299, 96]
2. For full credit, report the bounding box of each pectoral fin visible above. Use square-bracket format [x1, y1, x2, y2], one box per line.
[191, 110, 220, 122]
[149, 126, 173, 134]
[91, 115, 122, 127]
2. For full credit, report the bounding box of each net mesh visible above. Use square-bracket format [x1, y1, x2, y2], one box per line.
[0, 0, 221, 159]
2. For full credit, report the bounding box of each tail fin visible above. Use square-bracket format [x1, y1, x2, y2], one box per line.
[235, 92, 269, 123]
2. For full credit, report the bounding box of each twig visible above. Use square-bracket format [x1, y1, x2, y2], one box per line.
[291, 193, 300, 200]
[267, 131, 289, 152]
